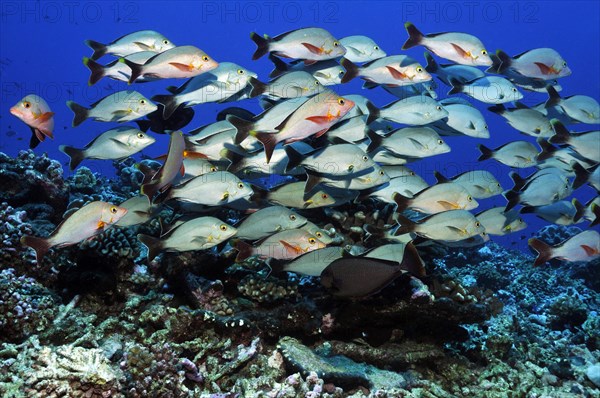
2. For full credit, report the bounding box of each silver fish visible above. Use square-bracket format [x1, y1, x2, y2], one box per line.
[476, 207, 526, 236]
[66, 90, 157, 127]
[478, 141, 539, 168]
[367, 96, 448, 125]
[448, 76, 523, 104]
[488, 103, 552, 137]
[521, 199, 585, 226]
[60, 126, 155, 170]
[339, 35, 387, 63]
[395, 210, 486, 242]
[235, 206, 307, 240]
[529, 230, 600, 266]
[85, 30, 175, 60]
[394, 182, 478, 214]
[162, 171, 253, 206]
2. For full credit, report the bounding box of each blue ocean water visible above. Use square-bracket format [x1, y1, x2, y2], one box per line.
[0, 0, 599, 254]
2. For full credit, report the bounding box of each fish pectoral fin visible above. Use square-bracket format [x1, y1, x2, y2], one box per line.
[222, 192, 230, 201]
[169, 62, 194, 72]
[437, 200, 460, 210]
[385, 65, 407, 80]
[306, 115, 332, 124]
[280, 240, 302, 254]
[109, 138, 131, 148]
[35, 111, 55, 122]
[446, 225, 467, 235]
[407, 137, 426, 150]
[97, 220, 106, 230]
[301, 42, 323, 55]
[533, 62, 554, 75]
[134, 41, 153, 51]
[581, 245, 599, 256]
[112, 109, 132, 117]
[450, 43, 471, 59]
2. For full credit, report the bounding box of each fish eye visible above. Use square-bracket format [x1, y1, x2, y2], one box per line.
[482, 231, 487, 236]
[475, 221, 480, 227]
[137, 132, 145, 139]
[339, 70, 345, 76]
[314, 80, 320, 85]
[321, 193, 329, 199]
[362, 155, 369, 162]
[481, 50, 488, 55]
[237, 69, 245, 74]
[497, 183, 501, 187]
[237, 182, 245, 189]
[410, 171, 415, 176]
[512, 88, 517, 92]
[563, 61, 567, 67]
[203, 56, 210, 62]
[416, 67, 423, 73]
[110, 206, 118, 214]
[333, 41, 340, 47]
[379, 170, 385, 176]
[337, 98, 345, 105]
[219, 224, 228, 231]
[210, 166, 217, 172]
[374, 45, 379, 50]
[315, 231, 323, 238]
[484, 125, 488, 130]
[289, 214, 297, 221]
[436, 106, 442, 111]
[308, 237, 317, 244]
[467, 196, 473, 202]
[139, 99, 146, 104]
[23, 101, 31, 108]
[437, 139, 444, 145]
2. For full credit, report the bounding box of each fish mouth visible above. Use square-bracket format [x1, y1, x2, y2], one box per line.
[9, 107, 21, 117]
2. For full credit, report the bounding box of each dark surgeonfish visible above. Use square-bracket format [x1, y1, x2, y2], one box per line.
[320, 242, 425, 297]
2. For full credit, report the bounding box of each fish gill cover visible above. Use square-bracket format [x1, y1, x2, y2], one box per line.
[0, 1, 599, 397]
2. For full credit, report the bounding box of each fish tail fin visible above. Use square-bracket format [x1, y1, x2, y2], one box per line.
[509, 171, 527, 192]
[253, 132, 278, 164]
[66, 100, 89, 127]
[137, 234, 163, 262]
[424, 51, 437, 74]
[135, 120, 152, 133]
[572, 198, 585, 223]
[152, 94, 179, 119]
[545, 86, 561, 108]
[394, 215, 416, 235]
[447, 77, 464, 95]
[528, 238, 554, 267]
[392, 192, 412, 213]
[401, 242, 426, 277]
[303, 171, 323, 197]
[248, 76, 268, 97]
[283, 145, 303, 173]
[20, 235, 51, 264]
[535, 138, 558, 162]
[82, 57, 106, 86]
[249, 183, 269, 205]
[224, 149, 247, 173]
[402, 22, 424, 50]
[548, 119, 570, 145]
[227, 114, 255, 145]
[340, 57, 359, 83]
[571, 162, 590, 190]
[365, 100, 381, 125]
[59, 145, 85, 170]
[590, 203, 600, 228]
[120, 57, 143, 84]
[488, 104, 506, 115]
[84, 39, 107, 60]
[503, 189, 521, 212]
[477, 144, 494, 161]
[366, 129, 383, 153]
[268, 54, 288, 78]
[233, 239, 253, 262]
[491, 50, 511, 74]
[250, 32, 270, 60]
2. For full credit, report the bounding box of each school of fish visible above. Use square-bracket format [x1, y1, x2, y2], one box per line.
[12, 24, 600, 297]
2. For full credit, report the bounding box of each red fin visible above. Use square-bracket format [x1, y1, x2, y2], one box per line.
[180, 165, 185, 176]
[528, 238, 554, 267]
[534, 62, 554, 75]
[450, 43, 470, 59]
[306, 115, 332, 125]
[386, 66, 408, 80]
[280, 240, 302, 255]
[301, 42, 323, 55]
[36, 111, 55, 122]
[581, 245, 599, 256]
[182, 150, 208, 159]
[169, 62, 194, 72]
[20, 235, 51, 263]
[314, 128, 329, 138]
